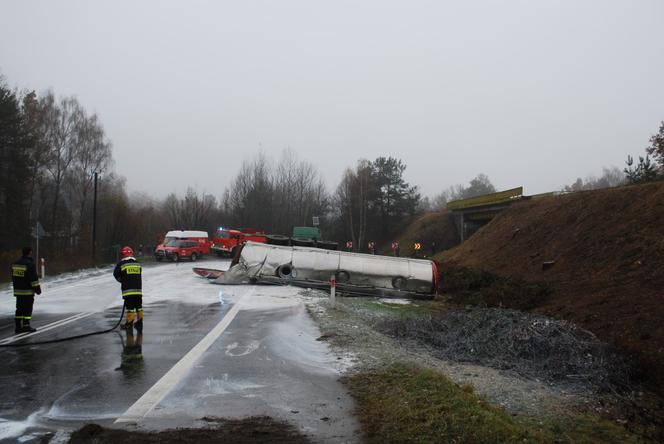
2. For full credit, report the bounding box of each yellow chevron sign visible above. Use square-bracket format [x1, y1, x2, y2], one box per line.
[414, 243, 422, 250]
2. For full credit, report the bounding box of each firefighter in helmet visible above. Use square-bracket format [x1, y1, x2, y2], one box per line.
[113, 246, 143, 333]
[11, 247, 42, 333]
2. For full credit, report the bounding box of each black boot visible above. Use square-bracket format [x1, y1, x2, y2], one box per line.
[22, 320, 37, 333]
[15, 319, 21, 334]
[134, 319, 143, 334]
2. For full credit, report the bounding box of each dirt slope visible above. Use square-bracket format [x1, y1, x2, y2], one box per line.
[437, 182, 664, 388]
[384, 211, 460, 256]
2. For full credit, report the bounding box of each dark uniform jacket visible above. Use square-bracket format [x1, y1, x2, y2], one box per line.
[11, 256, 41, 296]
[113, 257, 142, 297]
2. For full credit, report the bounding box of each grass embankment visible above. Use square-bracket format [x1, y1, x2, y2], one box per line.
[346, 363, 640, 444]
[434, 182, 664, 396]
[439, 265, 552, 310]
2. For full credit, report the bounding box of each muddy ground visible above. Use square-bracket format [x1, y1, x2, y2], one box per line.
[66, 417, 311, 444]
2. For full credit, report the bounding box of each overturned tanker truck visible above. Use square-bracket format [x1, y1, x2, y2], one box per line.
[201, 241, 440, 299]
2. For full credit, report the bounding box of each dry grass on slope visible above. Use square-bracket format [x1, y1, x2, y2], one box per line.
[436, 182, 664, 392]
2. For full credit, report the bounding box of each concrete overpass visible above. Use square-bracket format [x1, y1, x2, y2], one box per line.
[447, 187, 524, 242]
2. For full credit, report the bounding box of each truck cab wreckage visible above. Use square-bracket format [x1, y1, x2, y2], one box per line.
[195, 241, 440, 299]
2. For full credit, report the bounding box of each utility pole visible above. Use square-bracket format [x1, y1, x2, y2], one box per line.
[33, 221, 44, 277]
[92, 172, 98, 262]
[35, 221, 39, 271]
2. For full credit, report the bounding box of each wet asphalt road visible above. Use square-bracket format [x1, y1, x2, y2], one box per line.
[0, 259, 359, 443]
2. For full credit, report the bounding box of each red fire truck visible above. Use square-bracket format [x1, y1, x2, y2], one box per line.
[211, 227, 269, 257]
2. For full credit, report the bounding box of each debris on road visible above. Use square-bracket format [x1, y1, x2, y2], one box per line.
[192, 267, 224, 279]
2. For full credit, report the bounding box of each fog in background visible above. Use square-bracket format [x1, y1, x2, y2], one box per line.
[2, 0, 663, 198]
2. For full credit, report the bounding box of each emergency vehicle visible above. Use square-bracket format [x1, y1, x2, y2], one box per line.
[210, 227, 268, 257]
[154, 230, 211, 262]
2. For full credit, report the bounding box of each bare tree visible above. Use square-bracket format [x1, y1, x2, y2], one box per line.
[163, 193, 182, 228]
[224, 151, 328, 234]
[182, 188, 216, 229]
[563, 166, 626, 191]
[225, 154, 273, 229]
[272, 149, 298, 233]
[334, 161, 372, 251]
[274, 150, 328, 233]
[66, 112, 112, 238]
[41, 93, 85, 234]
[431, 174, 497, 210]
[21, 90, 51, 223]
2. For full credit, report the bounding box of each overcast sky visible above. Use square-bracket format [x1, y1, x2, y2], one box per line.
[2, 0, 663, 199]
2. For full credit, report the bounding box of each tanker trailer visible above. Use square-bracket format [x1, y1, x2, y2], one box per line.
[210, 241, 439, 299]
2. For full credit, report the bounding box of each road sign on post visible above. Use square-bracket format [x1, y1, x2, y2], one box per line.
[346, 241, 353, 251]
[92, 171, 98, 262]
[414, 242, 422, 251]
[312, 216, 320, 226]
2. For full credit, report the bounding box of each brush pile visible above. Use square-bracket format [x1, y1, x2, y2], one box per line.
[376, 307, 633, 393]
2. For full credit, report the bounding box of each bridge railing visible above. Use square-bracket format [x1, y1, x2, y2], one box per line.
[447, 187, 523, 211]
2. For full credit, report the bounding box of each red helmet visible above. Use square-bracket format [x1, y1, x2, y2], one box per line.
[120, 246, 134, 258]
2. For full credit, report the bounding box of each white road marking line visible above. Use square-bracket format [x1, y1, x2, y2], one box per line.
[0, 312, 95, 345]
[0, 313, 81, 344]
[114, 290, 250, 424]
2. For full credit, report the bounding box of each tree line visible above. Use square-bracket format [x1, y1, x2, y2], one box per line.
[1, 80, 114, 266]
[558, 121, 664, 191]
[0, 73, 496, 264]
[624, 121, 664, 184]
[220, 152, 421, 251]
[3, 75, 662, 271]
[0, 73, 427, 265]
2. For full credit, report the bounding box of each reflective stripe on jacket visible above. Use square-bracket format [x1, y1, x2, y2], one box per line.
[113, 257, 142, 297]
[11, 257, 40, 297]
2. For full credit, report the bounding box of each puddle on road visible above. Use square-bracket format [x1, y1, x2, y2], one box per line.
[203, 374, 265, 396]
[44, 383, 126, 422]
[267, 306, 345, 375]
[234, 286, 303, 311]
[0, 409, 44, 441]
[225, 340, 261, 357]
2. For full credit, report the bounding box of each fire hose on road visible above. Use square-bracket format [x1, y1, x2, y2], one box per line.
[0, 302, 126, 348]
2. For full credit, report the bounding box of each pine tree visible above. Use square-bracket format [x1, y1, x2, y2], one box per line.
[624, 154, 659, 184]
[645, 121, 664, 173]
[0, 83, 31, 250]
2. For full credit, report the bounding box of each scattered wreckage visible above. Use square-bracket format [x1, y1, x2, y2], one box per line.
[193, 241, 440, 299]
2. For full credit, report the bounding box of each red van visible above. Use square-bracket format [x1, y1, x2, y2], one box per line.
[155, 230, 211, 262]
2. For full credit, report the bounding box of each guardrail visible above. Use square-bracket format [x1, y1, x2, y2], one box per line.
[447, 187, 523, 211]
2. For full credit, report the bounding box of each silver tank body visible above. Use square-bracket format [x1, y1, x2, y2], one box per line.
[212, 241, 437, 298]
